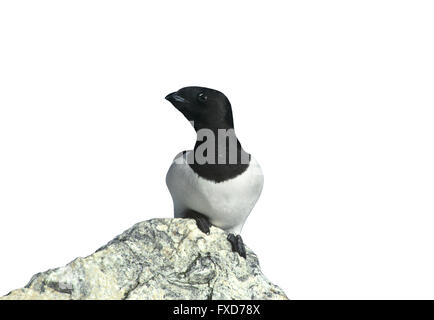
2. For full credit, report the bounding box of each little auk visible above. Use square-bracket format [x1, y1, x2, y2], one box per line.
[165, 86, 264, 258]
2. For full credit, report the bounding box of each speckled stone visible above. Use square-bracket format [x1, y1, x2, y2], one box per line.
[1, 218, 288, 300]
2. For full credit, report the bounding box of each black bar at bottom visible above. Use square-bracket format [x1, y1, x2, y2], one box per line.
[0, 300, 432, 318]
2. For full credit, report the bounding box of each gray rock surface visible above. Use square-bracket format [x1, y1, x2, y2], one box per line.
[1, 218, 288, 300]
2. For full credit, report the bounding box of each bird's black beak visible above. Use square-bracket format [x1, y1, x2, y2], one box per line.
[165, 92, 177, 102]
[165, 90, 195, 124]
[165, 91, 190, 108]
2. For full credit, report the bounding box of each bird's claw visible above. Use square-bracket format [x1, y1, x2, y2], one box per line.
[227, 233, 246, 258]
[185, 210, 211, 234]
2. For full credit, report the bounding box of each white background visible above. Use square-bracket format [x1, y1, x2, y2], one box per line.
[1, 1, 433, 299]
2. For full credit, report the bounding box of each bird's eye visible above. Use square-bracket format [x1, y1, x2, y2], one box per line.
[197, 92, 208, 103]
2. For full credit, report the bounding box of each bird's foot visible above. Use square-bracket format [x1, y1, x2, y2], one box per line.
[184, 210, 211, 235]
[227, 233, 246, 258]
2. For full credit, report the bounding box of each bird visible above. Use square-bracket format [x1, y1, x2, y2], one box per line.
[165, 86, 264, 258]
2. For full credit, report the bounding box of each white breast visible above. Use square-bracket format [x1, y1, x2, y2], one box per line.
[166, 151, 264, 234]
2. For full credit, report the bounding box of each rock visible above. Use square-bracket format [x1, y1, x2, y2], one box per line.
[1, 218, 288, 300]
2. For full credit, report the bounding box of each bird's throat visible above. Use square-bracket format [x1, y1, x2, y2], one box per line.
[191, 128, 250, 167]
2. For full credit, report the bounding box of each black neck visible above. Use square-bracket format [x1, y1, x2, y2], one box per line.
[189, 127, 251, 183]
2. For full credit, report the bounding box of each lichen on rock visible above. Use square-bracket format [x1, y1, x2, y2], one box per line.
[1, 218, 288, 300]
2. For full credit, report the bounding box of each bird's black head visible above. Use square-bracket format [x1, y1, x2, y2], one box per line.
[165, 86, 234, 131]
